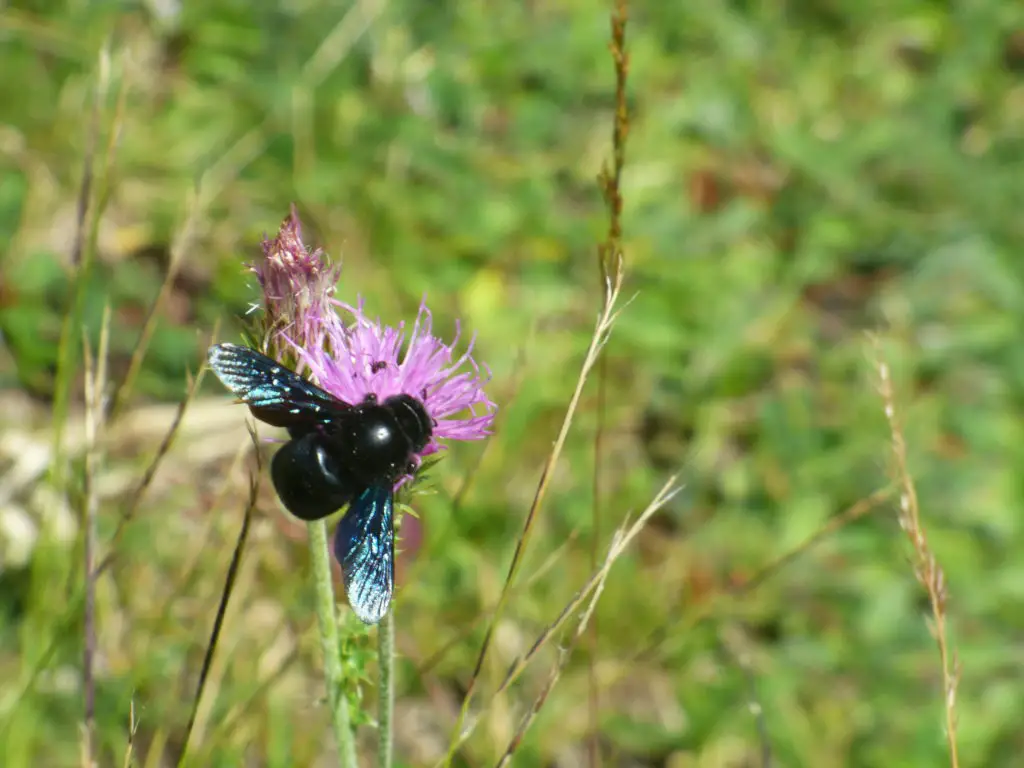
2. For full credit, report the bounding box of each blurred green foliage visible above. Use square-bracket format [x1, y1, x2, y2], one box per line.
[2, 0, 1024, 766]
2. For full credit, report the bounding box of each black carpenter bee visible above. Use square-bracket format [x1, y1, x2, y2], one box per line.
[207, 342, 433, 624]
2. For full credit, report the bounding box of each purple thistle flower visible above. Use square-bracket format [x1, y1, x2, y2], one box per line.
[292, 297, 496, 467]
[212, 205, 495, 623]
[245, 204, 494, 472]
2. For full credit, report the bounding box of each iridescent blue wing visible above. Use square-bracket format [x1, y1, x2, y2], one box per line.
[333, 485, 394, 625]
[207, 343, 350, 431]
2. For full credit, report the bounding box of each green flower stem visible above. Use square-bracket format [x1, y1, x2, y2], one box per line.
[377, 609, 395, 767]
[308, 519, 358, 767]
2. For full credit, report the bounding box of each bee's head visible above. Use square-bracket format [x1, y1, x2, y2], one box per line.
[385, 393, 433, 453]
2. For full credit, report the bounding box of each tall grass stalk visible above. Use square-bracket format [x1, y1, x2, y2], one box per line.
[442, 264, 626, 766]
[872, 337, 961, 768]
[308, 519, 358, 767]
[179, 429, 259, 765]
[50, 43, 107, 485]
[437, 477, 680, 763]
[590, 2, 631, 763]
[80, 306, 110, 766]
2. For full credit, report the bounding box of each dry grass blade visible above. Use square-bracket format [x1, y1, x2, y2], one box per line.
[178, 424, 261, 765]
[870, 336, 961, 768]
[496, 520, 619, 767]
[590, 3, 631, 763]
[494, 652, 565, 768]
[416, 529, 580, 676]
[442, 267, 627, 765]
[68, 47, 106, 272]
[80, 306, 110, 768]
[436, 478, 680, 764]
[95, 321, 218, 578]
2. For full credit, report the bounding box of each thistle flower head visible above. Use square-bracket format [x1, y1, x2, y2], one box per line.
[247, 204, 494, 473]
[218, 205, 496, 623]
[248, 205, 343, 359]
[293, 298, 496, 461]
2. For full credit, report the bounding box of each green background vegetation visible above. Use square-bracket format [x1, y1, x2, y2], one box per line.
[2, 1, 1023, 765]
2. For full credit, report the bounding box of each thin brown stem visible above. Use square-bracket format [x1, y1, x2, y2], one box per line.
[589, 3, 631, 763]
[441, 268, 626, 766]
[178, 427, 261, 765]
[416, 529, 579, 676]
[871, 336, 960, 768]
[435, 478, 679, 765]
[51, 42, 114, 492]
[497, 531, 616, 768]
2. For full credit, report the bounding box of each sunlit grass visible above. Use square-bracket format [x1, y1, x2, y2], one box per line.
[2, 1, 1023, 766]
